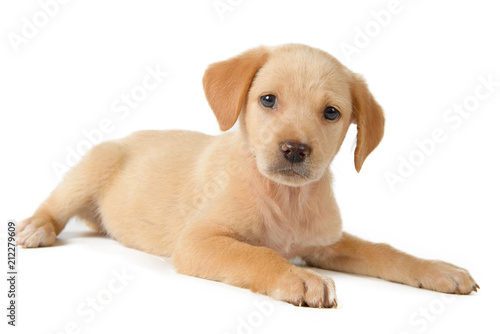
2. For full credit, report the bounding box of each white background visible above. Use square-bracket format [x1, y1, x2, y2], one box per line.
[1, 0, 499, 333]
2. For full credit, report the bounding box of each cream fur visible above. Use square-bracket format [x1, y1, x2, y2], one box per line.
[18, 44, 478, 308]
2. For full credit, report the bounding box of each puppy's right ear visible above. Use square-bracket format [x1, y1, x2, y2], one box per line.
[203, 47, 269, 131]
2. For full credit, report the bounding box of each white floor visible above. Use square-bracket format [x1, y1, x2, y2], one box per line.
[2, 220, 494, 334]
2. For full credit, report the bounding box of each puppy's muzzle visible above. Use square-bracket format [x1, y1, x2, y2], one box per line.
[279, 140, 311, 164]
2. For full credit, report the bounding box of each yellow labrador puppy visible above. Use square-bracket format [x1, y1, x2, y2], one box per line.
[18, 44, 478, 308]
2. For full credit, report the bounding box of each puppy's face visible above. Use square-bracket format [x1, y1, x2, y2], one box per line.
[242, 47, 353, 186]
[203, 44, 384, 186]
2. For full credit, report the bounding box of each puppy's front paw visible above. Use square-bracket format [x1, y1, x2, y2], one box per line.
[17, 216, 57, 248]
[271, 267, 337, 308]
[412, 260, 479, 295]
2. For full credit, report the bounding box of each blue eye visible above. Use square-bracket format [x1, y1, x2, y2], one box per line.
[260, 94, 277, 108]
[323, 106, 341, 121]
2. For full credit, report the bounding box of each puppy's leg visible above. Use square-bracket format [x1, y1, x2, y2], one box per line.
[173, 226, 338, 308]
[18, 142, 124, 248]
[302, 232, 478, 294]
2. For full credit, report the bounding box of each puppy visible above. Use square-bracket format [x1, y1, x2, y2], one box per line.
[18, 44, 478, 308]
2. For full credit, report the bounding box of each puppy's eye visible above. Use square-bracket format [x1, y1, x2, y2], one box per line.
[323, 106, 341, 121]
[260, 94, 277, 108]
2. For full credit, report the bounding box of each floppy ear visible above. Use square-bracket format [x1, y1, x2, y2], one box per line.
[350, 73, 385, 172]
[203, 47, 269, 131]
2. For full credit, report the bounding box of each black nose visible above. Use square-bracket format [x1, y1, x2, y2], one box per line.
[280, 141, 311, 164]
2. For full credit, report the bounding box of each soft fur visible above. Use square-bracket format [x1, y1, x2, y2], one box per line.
[18, 44, 478, 308]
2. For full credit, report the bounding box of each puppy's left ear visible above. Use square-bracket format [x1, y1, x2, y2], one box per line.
[203, 47, 269, 131]
[350, 73, 385, 172]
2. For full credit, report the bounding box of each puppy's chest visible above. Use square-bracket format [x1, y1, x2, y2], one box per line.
[255, 194, 342, 258]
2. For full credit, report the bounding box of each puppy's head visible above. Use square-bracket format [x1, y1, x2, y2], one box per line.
[203, 44, 384, 186]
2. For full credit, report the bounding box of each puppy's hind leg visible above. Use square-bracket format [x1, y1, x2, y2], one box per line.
[17, 142, 125, 248]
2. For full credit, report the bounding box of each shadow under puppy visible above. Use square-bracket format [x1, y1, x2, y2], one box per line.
[18, 44, 478, 308]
